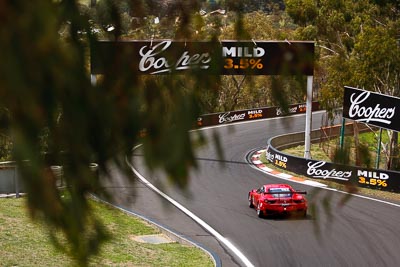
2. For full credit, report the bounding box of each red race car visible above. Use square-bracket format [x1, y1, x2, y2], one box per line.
[248, 184, 307, 218]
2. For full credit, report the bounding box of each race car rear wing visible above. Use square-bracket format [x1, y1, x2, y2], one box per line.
[264, 191, 307, 195]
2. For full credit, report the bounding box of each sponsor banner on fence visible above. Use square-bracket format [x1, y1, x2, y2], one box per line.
[198, 102, 319, 127]
[343, 86, 400, 132]
[265, 143, 400, 192]
[91, 40, 314, 76]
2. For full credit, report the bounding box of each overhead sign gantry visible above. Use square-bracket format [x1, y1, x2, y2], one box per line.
[91, 40, 314, 76]
[91, 40, 315, 158]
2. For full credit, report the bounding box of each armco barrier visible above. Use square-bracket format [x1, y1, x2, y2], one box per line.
[266, 126, 400, 192]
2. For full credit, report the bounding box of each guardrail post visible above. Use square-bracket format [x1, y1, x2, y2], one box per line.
[304, 75, 313, 159]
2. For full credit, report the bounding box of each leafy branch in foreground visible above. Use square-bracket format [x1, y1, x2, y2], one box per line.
[0, 0, 224, 265]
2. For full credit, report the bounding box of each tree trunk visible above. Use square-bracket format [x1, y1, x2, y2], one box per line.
[228, 76, 246, 111]
[90, 0, 96, 7]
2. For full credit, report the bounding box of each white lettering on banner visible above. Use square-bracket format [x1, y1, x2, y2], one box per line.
[276, 106, 298, 116]
[218, 112, 246, 124]
[348, 91, 396, 125]
[299, 104, 306, 109]
[248, 110, 262, 115]
[275, 154, 287, 162]
[357, 170, 389, 180]
[307, 161, 352, 181]
[265, 151, 275, 162]
[222, 46, 265, 57]
[139, 41, 212, 74]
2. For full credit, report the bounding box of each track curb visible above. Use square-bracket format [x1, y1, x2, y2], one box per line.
[250, 149, 327, 188]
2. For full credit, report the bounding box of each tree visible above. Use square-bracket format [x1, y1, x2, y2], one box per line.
[350, 24, 400, 170]
[285, 0, 318, 27]
[287, 0, 400, 170]
[0, 0, 221, 265]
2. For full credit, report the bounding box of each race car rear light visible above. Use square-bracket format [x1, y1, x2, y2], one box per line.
[293, 199, 305, 203]
[265, 200, 276, 204]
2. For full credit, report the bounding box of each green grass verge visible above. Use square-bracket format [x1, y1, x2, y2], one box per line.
[0, 197, 213, 267]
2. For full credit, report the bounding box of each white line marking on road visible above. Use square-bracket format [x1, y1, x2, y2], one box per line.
[126, 148, 255, 267]
[323, 186, 400, 208]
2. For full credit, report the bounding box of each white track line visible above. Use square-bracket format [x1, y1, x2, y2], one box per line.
[126, 150, 255, 267]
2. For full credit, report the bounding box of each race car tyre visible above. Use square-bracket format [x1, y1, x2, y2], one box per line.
[248, 194, 254, 208]
[257, 203, 263, 218]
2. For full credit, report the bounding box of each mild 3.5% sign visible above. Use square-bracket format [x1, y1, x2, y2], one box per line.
[358, 177, 388, 187]
[224, 58, 263, 70]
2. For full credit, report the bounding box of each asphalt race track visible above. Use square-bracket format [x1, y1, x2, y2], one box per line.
[103, 111, 400, 267]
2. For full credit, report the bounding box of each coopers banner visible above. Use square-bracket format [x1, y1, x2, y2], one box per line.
[343, 86, 400, 132]
[198, 102, 319, 127]
[265, 142, 400, 192]
[91, 40, 314, 76]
